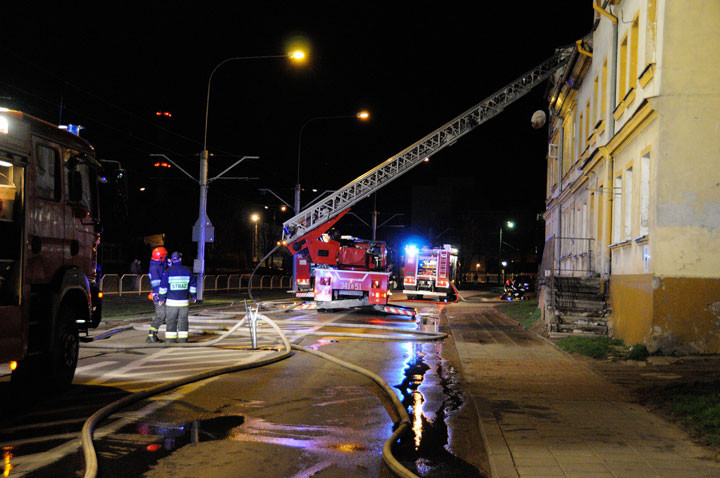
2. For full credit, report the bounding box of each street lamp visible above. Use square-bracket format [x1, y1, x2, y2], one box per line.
[499, 220, 515, 284]
[251, 213, 260, 263]
[291, 110, 370, 288]
[195, 50, 306, 300]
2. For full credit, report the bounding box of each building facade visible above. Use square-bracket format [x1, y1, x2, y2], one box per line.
[541, 0, 720, 353]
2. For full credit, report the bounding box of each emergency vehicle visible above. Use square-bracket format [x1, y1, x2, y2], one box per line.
[403, 244, 458, 301]
[282, 49, 571, 310]
[0, 108, 104, 388]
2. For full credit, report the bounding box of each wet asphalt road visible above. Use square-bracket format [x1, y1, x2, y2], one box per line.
[0, 300, 489, 477]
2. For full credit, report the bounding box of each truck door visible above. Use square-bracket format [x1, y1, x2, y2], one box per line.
[0, 154, 25, 361]
[27, 141, 65, 285]
[65, 152, 99, 274]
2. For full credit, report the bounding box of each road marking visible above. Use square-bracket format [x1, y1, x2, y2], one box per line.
[84, 348, 175, 386]
[75, 360, 117, 373]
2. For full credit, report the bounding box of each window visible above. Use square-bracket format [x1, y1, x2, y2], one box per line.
[593, 74, 599, 126]
[0, 161, 19, 222]
[613, 175, 623, 243]
[597, 184, 604, 244]
[579, 111, 584, 154]
[646, 0, 658, 62]
[619, 33, 628, 104]
[601, 57, 608, 117]
[585, 100, 591, 141]
[630, 13, 639, 88]
[36, 144, 60, 201]
[640, 153, 650, 236]
[624, 167, 633, 240]
[67, 158, 99, 219]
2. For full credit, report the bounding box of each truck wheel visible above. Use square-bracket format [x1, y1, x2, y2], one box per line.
[50, 304, 80, 389]
[11, 305, 79, 391]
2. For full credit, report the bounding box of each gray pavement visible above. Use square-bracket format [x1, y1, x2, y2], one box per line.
[446, 299, 720, 478]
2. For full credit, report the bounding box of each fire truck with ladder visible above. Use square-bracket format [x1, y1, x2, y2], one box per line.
[0, 108, 106, 389]
[282, 48, 572, 312]
[403, 244, 458, 301]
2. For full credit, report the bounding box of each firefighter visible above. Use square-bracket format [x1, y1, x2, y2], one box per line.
[146, 246, 168, 343]
[157, 251, 197, 343]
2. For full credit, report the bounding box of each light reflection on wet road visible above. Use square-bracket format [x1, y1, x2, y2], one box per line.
[0, 302, 486, 477]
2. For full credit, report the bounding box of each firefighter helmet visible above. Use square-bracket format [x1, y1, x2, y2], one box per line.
[151, 247, 168, 262]
[170, 251, 183, 264]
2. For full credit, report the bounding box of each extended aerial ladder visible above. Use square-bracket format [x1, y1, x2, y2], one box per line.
[282, 48, 571, 248]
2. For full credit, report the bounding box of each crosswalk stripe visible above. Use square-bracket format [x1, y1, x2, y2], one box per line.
[75, 360, 117, 373]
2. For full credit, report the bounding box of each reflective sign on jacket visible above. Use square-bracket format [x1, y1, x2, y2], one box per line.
[158, 264, 197, 307]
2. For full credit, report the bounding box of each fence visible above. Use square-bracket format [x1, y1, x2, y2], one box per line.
[100, 273, 292, 297]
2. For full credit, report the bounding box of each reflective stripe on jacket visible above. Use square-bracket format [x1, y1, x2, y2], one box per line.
[158, 263, 197, 307]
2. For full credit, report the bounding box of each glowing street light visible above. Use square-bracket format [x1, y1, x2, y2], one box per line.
[194, 49, 307, 299]
[292, 109, 371, 288]
[499, 220, 515, 284]
[251, 213, 260, 263]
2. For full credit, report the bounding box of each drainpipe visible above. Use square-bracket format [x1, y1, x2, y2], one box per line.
[593, 1, 618, 282]
[553, 114, 564, 276]
[599, 145, 614, 278]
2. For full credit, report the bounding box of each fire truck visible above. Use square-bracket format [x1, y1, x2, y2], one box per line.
[282, 49, 571, 310]
[403, 244, 458, 301]
[0, 109, 104, 389]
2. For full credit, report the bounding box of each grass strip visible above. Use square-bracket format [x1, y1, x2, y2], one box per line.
[650, 382, 720, 446]
[555, 336, 624, 359]
[497, 299, 541, 330]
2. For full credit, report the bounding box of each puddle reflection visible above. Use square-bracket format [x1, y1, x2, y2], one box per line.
[3, 447, 13, 477]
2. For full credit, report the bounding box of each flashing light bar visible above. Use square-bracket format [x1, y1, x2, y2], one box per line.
[405, 245, 419, 257]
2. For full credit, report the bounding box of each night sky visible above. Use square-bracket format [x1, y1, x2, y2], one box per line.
[2, 2, 593, 270]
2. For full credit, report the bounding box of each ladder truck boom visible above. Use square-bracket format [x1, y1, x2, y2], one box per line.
[282, 48, 571, 245]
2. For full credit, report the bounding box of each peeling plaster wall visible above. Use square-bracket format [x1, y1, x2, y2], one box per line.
[655, 0, 720, 278]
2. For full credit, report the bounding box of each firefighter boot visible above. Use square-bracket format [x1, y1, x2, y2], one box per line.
[146, 328, 163, 343]
[145, 332, 163, 343]
[178, 338, 188, 343]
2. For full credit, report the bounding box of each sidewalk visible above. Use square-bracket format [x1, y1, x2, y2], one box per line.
[446, 300, 720, 478]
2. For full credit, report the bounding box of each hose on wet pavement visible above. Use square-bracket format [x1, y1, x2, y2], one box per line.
[80, 313, 421, 478]
[81, 313, 291, 478]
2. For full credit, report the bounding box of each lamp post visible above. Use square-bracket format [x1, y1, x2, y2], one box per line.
[292, 110, 370, 288]
[250, 213, 260, 263]
[195, 50, 306, 300]
[498, 220, 515, 284]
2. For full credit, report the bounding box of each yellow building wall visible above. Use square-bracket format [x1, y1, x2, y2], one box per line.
[651, 277, 720, 353]
[607, 0, 720, 353]
[655, 0, 720, 278]
[609, 274, 653, 343]
[611, 275, 720, 353]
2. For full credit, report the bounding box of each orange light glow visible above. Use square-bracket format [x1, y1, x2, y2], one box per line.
[9, 361, 17, 371]
[3, 447, 13, 477]
[146, 443, 162, 452]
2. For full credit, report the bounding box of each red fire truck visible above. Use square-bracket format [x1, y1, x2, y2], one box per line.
[403, 244, 458, 301]
[0, 109, 104, 389]
[287, 210, 397, 311]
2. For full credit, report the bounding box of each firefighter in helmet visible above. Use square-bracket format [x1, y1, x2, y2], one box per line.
[146, 246, 168, 343]
[157, 251, 197, 343]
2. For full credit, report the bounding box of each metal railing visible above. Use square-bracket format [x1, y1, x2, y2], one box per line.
[540, 236, 595, 277]
[99, 273, 292, 296]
